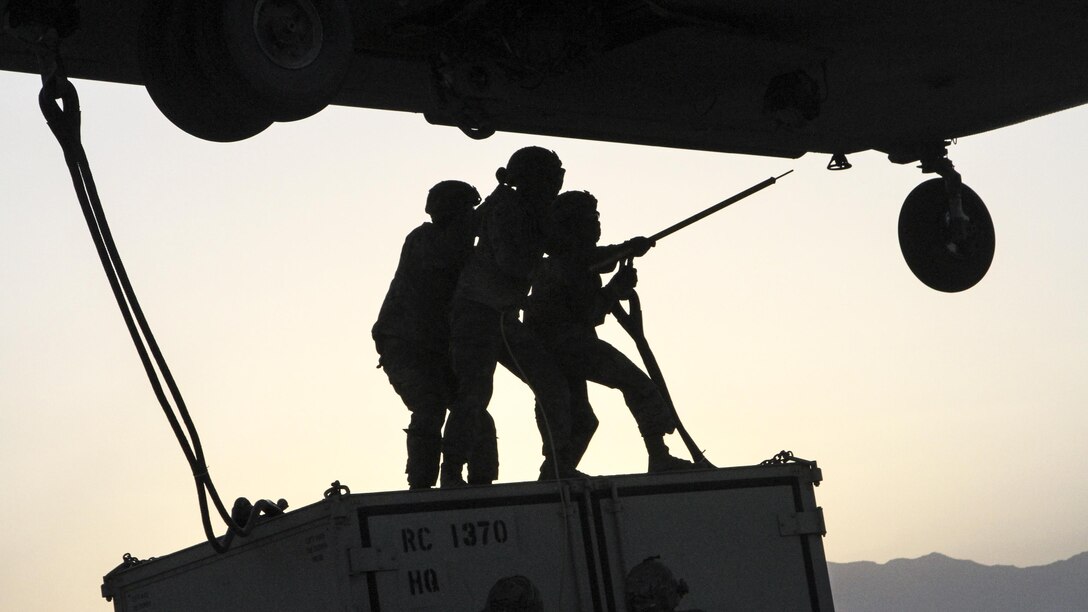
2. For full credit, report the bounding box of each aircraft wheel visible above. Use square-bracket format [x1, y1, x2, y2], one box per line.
[898, 178, 996, 292]
[140, 0, 273, 142]
[140, 0, 353, 141]
[218, 0, 354, 122]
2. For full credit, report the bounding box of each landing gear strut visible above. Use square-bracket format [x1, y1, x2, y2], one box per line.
[897, 150, 995, 292]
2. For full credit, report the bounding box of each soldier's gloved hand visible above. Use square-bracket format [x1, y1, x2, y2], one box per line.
[624, 236, 655, 258]
[606, 266, 638, 300]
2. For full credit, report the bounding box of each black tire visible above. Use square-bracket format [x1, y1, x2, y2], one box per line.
[139, 0, 353, 140]
[898, 178, 996, 293]
[217, 0, 354, 122]
[140, 0, 273, 142]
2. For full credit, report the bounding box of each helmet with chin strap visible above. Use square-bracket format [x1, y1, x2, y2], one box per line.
[480, 575, 544, 612]
[496, 146, 562, 187]
[426, 180, 481, 223]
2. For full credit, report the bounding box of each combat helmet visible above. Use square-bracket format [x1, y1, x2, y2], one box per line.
[480, 575, 544, 612]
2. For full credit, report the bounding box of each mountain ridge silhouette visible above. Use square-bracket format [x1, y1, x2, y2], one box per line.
[828, 551, 1088, 612]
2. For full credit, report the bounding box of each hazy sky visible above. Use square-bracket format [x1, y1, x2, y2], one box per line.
[2, 69, 1087, 610]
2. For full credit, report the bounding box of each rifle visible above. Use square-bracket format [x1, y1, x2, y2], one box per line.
[590, 170, 793, 273]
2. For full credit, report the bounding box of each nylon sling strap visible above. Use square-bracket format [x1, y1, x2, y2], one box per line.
[610, 275, 714, 468]
[37, 54, 283, 553]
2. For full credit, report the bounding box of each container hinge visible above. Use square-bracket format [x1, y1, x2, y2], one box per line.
[778, 508, 826, 536]
[348, 547, 400, 575]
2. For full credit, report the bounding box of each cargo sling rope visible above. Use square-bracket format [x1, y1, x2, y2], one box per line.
[599, 172, 794, 467]
[37, 54, 284, 554]
[499, 310, 576, 610]
[610, 279, 715, 468]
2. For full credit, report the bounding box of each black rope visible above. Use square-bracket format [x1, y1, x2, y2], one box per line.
[37, 56, 284, 553]
[610, 277, 715, 468]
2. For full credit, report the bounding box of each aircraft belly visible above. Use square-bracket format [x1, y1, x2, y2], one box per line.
[347, 26, 826, 157]
[3, 1, 1087, 155]
[335, 1, 1088, 157]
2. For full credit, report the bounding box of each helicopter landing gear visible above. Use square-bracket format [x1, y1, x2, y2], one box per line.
[898, 153, 995, 292]
[139, 0, 354, 142]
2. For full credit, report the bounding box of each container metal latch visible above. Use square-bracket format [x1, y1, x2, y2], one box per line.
[348, 547, 399, 574]
[778, 508, 826, 536]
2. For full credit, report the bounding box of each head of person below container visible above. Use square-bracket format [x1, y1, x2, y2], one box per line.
[480, 574, 544, 612]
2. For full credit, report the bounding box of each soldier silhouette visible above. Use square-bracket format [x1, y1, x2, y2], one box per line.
[526, 191, 692, 473]
[373, 180, 498, 489]
[442, 146, 580, 486]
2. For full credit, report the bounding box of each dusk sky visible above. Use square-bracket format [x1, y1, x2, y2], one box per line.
[2, 69, 1087, 610]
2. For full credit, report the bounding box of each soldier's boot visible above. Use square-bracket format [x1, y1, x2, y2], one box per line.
[440, 461, 468, 488]
[648, 453, 696, 473]
[467, 412, 499, 485]
[467, 449, 498, 485]
[645, 435, 696, 473]
[405, 430, 442, 490]
[538, 444, 590, 481]
[538, 461, 591, 481]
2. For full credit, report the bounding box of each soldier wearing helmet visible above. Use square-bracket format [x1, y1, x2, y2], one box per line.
[525, 190, 692, 475]
[442, 146, 580, 486]
[373, 180, 498, 489]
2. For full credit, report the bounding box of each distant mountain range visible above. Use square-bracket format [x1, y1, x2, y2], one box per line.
[828, 552, 1088, 612]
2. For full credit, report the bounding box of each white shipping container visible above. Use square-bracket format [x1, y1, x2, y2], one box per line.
[101, 461, 832, 611]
